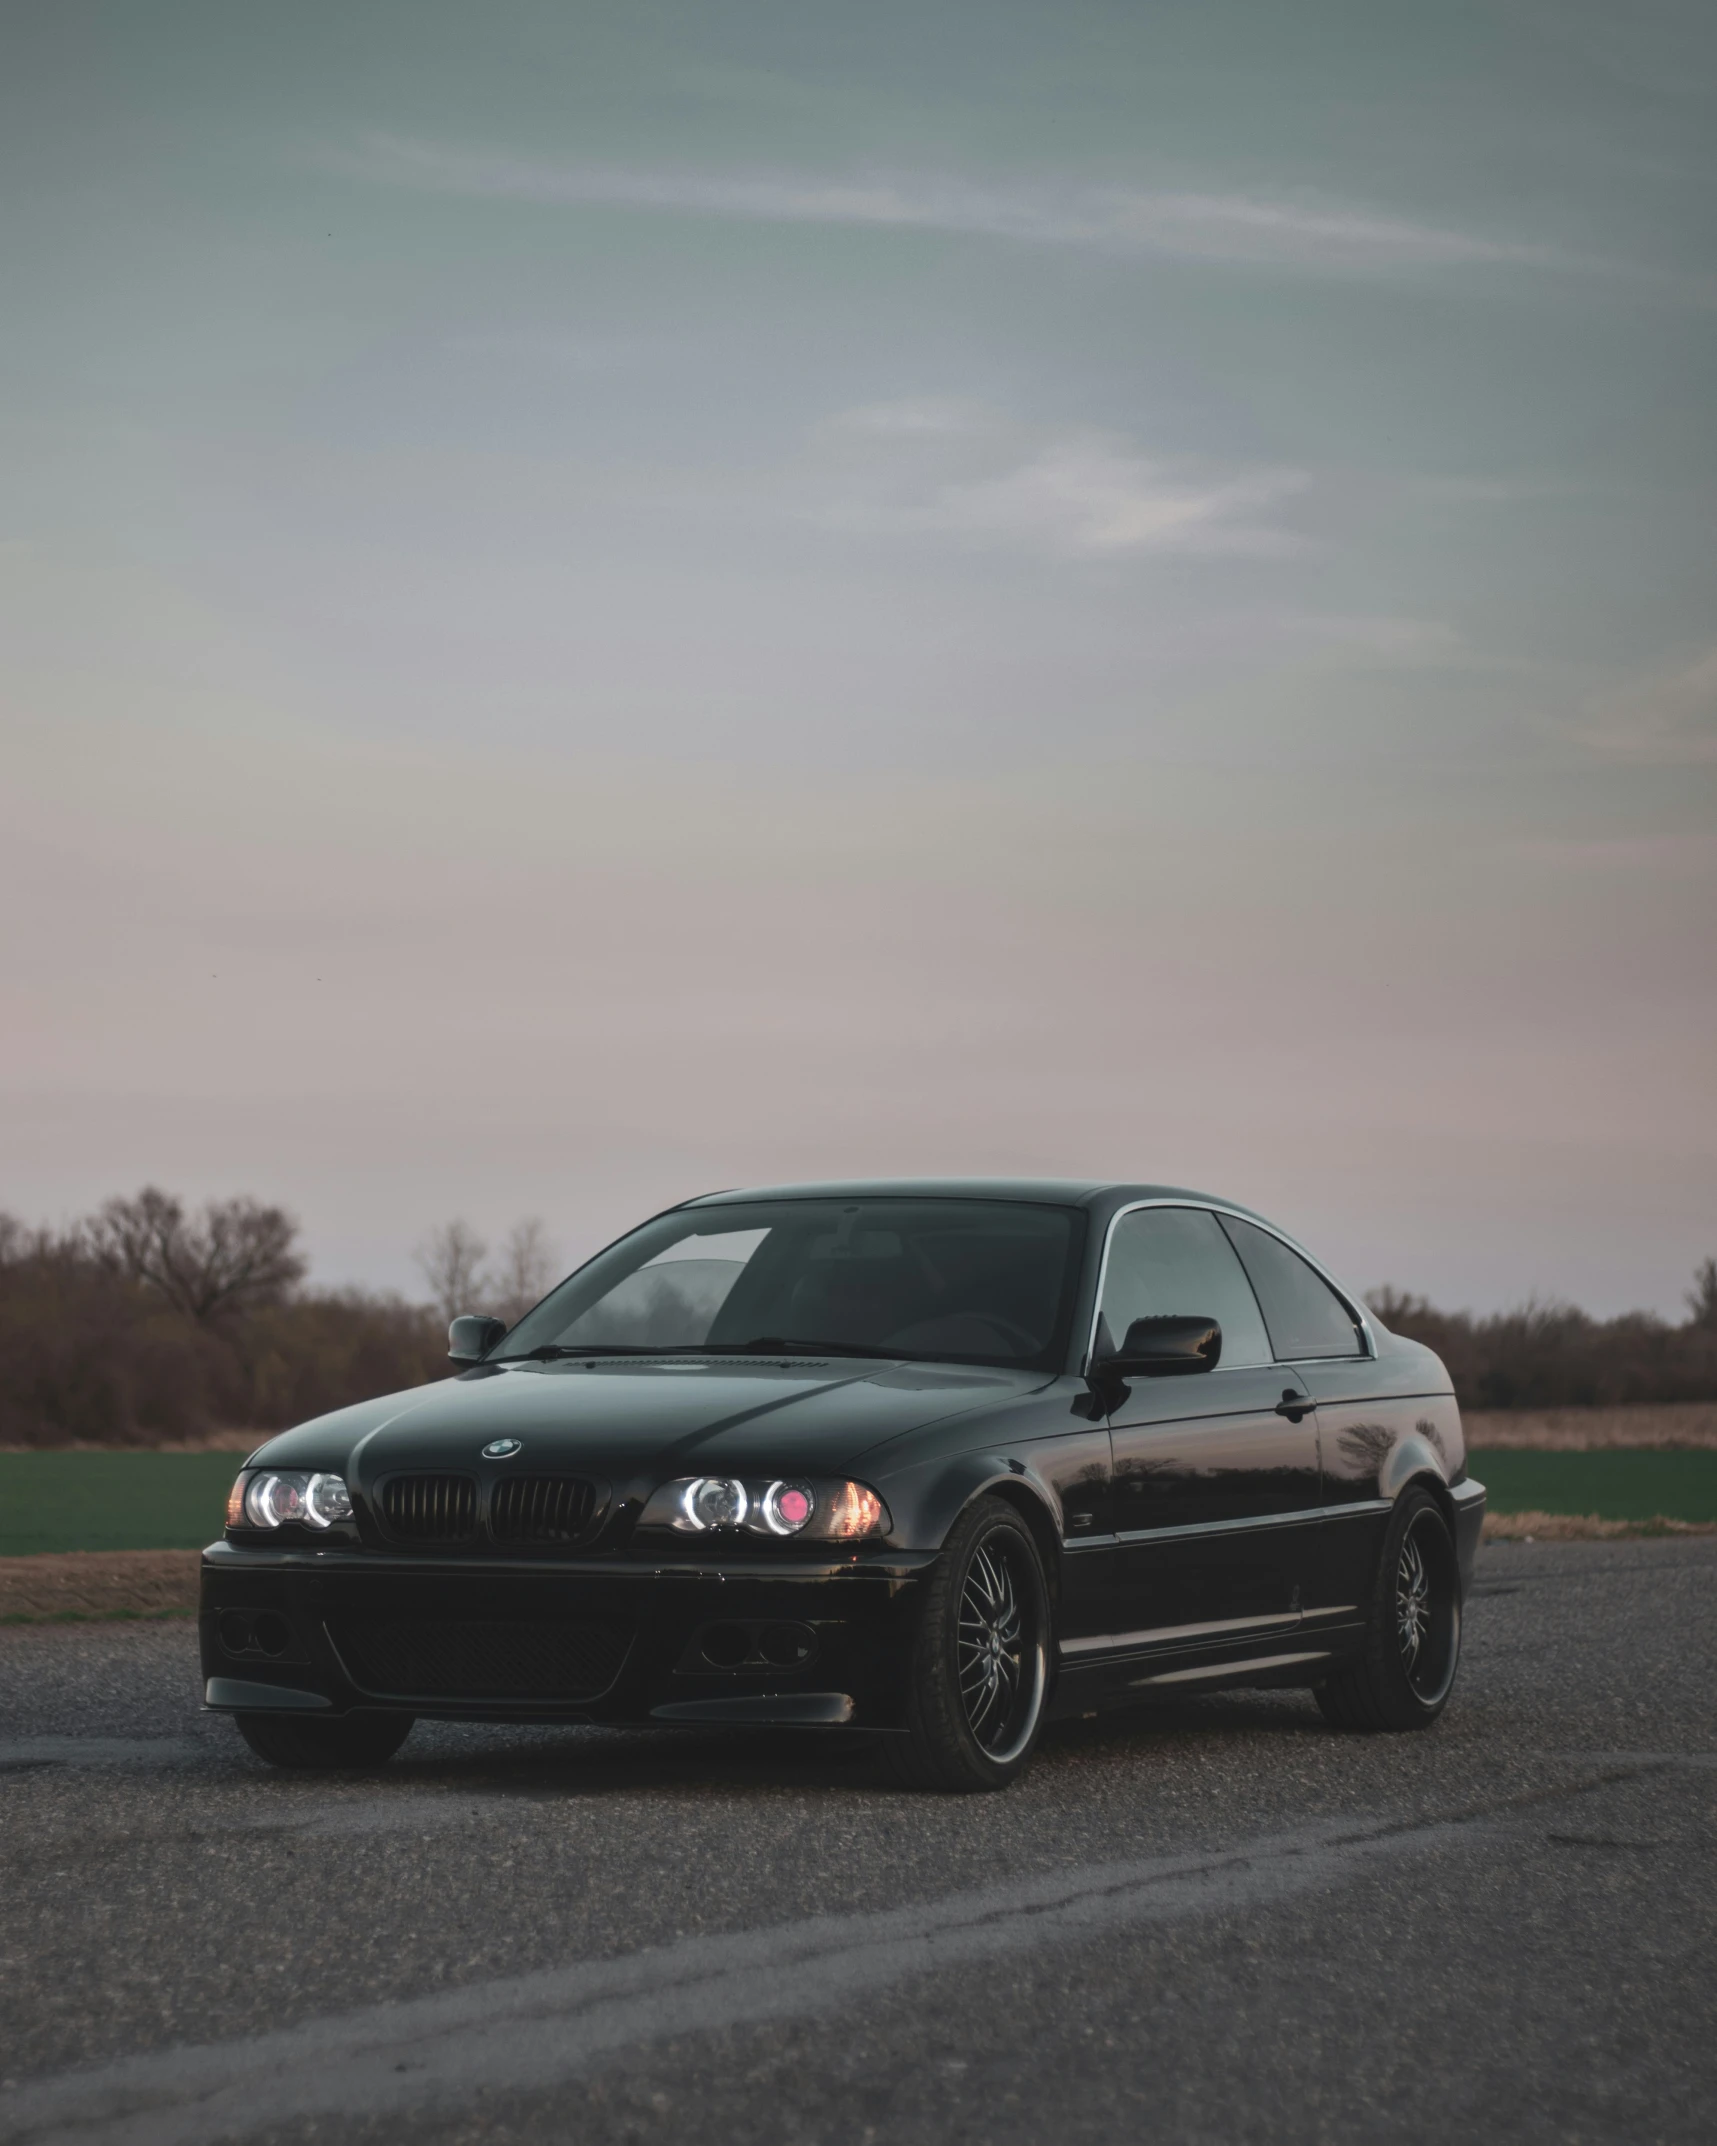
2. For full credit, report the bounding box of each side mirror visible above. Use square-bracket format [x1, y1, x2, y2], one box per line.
[1103, 1315, 1222, 1378]
[448, 1313, 507, 1366]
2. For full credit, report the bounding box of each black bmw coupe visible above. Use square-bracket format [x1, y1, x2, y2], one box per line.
[202, 1181, 1484, 1790]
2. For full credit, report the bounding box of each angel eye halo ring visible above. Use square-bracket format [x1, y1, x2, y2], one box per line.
[682, 1477, 749, 1530]
[242, 1472, 306, 1528]
[762, 1481, 815, 1535]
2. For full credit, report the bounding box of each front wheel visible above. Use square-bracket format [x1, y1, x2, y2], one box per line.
[886, 1496, 1050, 1792]
[235, 1711, 414, 1770]
[1316, 1487, 1461, 1732]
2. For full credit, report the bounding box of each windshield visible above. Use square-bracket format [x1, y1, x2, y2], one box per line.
[498, 1198, 1084, 1370]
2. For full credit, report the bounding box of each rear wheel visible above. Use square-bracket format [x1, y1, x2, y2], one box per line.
[235, 1712, 414, 1770]
[886, 1496, 1050, 1792]
[1316, 1487, 1461, 1731]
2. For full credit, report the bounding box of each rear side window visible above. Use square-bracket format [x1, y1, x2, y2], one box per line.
[1218, 1216, 1363, 1360]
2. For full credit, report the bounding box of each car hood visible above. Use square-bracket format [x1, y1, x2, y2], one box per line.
[252, 1356, 1044, 1487]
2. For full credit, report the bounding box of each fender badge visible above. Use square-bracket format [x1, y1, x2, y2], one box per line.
[482, 1438, 523, 1459]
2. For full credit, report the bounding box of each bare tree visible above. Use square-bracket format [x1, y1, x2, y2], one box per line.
[415, 1219, 490, 1324]
[490, 1218, 559, 1327]
[1687, 1257, 1717, 1331]
[1336, 1421, 1398, 1475]
[86, 1187, 305, 1322]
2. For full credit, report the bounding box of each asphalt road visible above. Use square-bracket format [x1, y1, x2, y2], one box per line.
[1, 1538, 1712, 2146]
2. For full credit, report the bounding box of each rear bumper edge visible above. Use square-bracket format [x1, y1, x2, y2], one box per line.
[1451, 1477, 1486, 1595]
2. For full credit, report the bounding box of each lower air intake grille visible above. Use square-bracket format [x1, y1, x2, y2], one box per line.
[489, 1475, 596, 1545]
[377, 1475, 478, 1544]
[333, 1619, 633, 1700]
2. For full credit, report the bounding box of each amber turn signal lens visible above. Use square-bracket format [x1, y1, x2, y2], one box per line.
[225, 1475, 248, 1528]
[822, 1481, 886, 1538]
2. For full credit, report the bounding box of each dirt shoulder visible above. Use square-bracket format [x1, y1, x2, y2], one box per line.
[0, 1550, 201, 1621]
[1481, 1509, 1715, 1541]
[1464, 1402, 1717, 1448]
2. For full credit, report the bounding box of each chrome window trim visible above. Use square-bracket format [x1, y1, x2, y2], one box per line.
[1082, 1198, 1377, 1375]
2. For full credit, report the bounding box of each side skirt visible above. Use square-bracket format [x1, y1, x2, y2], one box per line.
[1047, 1617, 1368, 1719]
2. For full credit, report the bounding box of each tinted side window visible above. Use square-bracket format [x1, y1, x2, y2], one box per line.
[1097, 1208, 1272, 1369]
[1218, 1217, 1363, 1360]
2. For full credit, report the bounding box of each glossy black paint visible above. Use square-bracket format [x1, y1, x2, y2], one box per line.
[200, 1180, 1484, 1737]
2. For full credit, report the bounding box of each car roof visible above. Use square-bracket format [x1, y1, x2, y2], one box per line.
[679, 1177, 1274, 1225]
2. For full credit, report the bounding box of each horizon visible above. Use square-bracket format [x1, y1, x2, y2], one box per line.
[9, 1175, 1714, 1328]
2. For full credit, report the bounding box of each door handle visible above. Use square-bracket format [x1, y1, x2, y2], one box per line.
[1275, 1390, 1315, 1422]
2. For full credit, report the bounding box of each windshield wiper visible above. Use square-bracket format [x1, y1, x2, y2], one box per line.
[699, 1338, 905, 1361]
[496, 1344, 666, 1361]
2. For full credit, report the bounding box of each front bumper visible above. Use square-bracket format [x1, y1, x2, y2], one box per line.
[198, 1541, 933, 1729]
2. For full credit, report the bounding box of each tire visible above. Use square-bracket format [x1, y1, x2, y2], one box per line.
[885, 1496, 1051, 1792]
[1316, 1487, 1461, 1732]
[235, 1711, 414, 1770]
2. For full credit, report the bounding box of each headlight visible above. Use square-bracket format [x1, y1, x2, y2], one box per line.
[683, 1476, 748, 1530]
[230, 1470, 353, 1530]
[639, 1476, 890, 1540]
[304, 1473, 354, 1527]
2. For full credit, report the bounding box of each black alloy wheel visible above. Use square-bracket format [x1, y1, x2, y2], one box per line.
[235, 1712, 415, 1770]
[886, 1495, 1050, 1791]
[1316, 1486, 1461, 1731]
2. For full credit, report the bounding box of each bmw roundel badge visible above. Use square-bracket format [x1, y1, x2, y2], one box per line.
[481, 1438, 523, 1460]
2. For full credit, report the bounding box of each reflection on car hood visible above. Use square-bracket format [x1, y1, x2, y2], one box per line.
[251, 1356, 1044, 1482]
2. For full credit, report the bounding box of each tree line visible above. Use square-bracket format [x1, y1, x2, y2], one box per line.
[1370, 1263, 1717, 1412]
[0, 1188, 1712, 1447]
[0, 1191, 558, 1450]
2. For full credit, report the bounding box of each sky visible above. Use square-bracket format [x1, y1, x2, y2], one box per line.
[2, 0, 1714, 1316]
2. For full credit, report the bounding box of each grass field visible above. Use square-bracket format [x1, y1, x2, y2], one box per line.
[1467, 1448, 1717, 1524]
[3, 1445, 1716, 1559]
[0, 1453, 245, 1557]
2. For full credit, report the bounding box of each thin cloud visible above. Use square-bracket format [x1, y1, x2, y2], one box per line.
[333, 134, 1554, 276]
[920, 441, 1307, 558]
[814, 406, 1308, 560]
